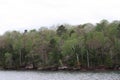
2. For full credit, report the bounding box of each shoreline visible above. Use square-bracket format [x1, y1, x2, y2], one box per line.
[0, 67, 120, 71]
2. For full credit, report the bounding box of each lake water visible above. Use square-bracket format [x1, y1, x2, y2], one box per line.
[0, 70, 119, 80]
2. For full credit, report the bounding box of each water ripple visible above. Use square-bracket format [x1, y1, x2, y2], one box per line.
[0, 71, 119, 80]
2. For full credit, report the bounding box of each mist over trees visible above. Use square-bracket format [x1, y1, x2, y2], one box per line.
[0, 20, 120, 70]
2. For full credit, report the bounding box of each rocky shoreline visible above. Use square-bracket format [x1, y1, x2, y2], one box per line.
[1, 65, 120, 71]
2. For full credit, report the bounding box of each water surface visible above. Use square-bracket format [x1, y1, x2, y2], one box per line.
[0, 70, 119, 80]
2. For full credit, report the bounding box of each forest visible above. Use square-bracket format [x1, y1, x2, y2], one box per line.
[0, 20, 120, 70]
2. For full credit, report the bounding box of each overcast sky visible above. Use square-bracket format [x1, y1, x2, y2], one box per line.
[0, 0, 120, 34]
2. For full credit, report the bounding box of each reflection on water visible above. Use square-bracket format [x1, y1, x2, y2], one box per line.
[0, 71, 119, 80]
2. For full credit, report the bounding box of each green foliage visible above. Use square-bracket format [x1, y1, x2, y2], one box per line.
[57, 25, 67, 36]
[0, 20, 120, 69]
[5, 52, 13, 68]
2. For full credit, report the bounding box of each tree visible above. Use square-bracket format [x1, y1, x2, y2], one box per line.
[57, 25, 67, 36]
[5, 52, 13, 68]
[48, 38, 62, 67]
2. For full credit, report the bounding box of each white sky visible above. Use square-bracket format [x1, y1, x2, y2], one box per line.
[0, 0, 120, 34]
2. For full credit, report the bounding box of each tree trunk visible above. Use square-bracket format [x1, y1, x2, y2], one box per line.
[19, 49, 21, 66]
[87, 50, 90, 68]
[76, 53, 80, 67]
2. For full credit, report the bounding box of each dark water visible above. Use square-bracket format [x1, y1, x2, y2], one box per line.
[0, 70, 119, 80]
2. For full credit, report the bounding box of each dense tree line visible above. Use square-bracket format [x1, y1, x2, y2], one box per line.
[0, 20, 120, 70]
